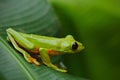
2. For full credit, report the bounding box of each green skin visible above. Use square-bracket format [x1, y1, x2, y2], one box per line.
[6, 28, 84, 72]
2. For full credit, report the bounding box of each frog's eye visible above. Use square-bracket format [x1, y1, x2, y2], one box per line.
[72, 42, 78, 50]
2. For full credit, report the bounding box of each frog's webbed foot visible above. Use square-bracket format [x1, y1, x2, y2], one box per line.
[48, 64, 67, 72]
[25, 55, 40, 65]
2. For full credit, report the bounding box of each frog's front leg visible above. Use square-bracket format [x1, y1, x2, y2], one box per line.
[7, 32, 40, 65]
[39, 48, 67, 72]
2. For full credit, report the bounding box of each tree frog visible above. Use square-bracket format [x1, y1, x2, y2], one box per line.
[6, 28, 84, 72]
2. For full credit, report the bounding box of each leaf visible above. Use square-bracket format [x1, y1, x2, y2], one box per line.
[0, 0, 88, 80]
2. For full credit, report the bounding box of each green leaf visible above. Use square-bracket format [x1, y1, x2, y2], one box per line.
[0, 0, 88, 80]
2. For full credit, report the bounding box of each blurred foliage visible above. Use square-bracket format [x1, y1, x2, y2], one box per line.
[49, 0, 120, 80]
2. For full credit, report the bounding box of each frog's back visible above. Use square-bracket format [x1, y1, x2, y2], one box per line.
[20, 33, 63, 51]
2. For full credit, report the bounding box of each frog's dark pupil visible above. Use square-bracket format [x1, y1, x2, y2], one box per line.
[72, 42, 78, 50]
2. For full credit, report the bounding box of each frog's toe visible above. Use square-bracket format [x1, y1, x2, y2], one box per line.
[29, 57, 40, 65]
[50, 64, 67, 72]
[24, 55, 40, 65]
[56, 68, 67, 72]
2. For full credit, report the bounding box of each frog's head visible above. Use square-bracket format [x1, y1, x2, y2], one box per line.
[60, 35, 84, 53]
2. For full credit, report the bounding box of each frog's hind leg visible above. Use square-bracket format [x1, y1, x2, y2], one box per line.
[7, 33, 40, 65]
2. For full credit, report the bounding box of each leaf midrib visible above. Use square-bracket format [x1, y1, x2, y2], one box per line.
[0, 37, 35, 80]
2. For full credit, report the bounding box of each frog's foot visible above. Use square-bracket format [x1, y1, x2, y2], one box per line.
[46, 63, 67, 72]
[24, 55, 40, 65]
[29, 57, 40, 65]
